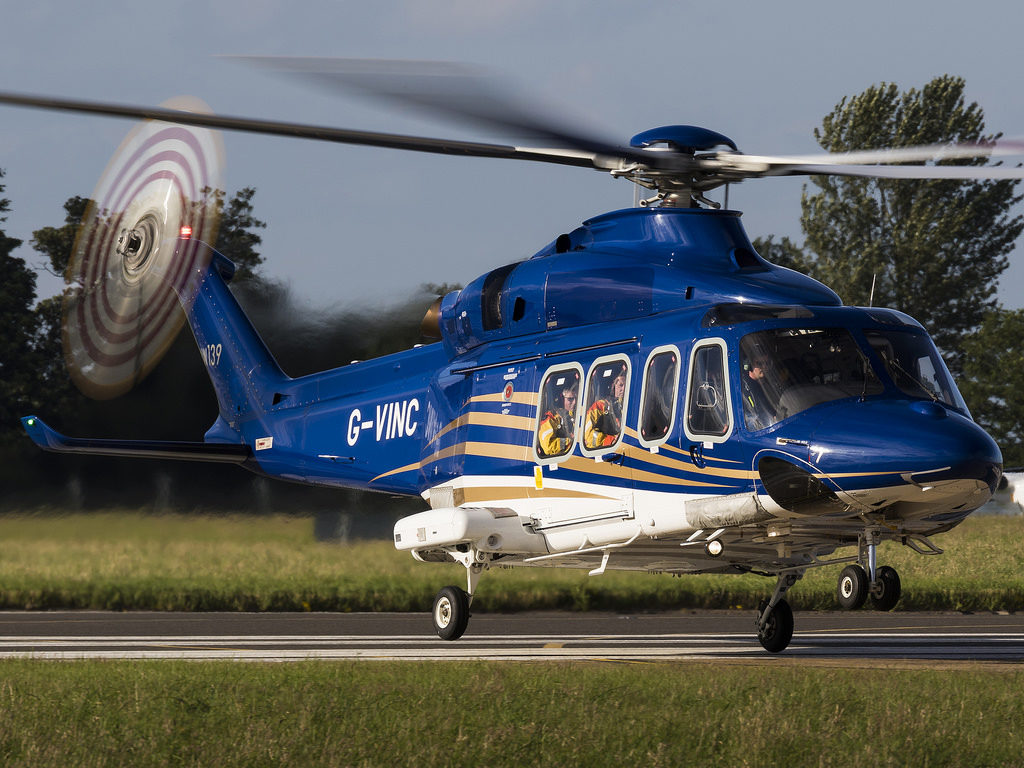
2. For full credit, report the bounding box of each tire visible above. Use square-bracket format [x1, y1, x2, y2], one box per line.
[870, 565, 902, 612]
[837, 564, 868, 610]
[757, 598, 794, 653]
[432, 585, 470, 641]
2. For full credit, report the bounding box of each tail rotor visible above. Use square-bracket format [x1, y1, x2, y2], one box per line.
[63, 96, 224, 399]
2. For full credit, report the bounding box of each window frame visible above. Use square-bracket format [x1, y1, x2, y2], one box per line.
[636, 345, 681, 450]
[683, 338, 734, 444]
[580, 354, 632, 459]
[532, 362, 585, 465]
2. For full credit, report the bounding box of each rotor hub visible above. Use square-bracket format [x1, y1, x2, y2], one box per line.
[117, 213, 162, 283]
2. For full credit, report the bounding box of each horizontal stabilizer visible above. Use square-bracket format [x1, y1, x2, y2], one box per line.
[21, 416, 251, 464]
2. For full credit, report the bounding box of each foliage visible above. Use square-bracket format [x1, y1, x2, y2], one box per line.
[0, 170, 34, 449]
[958, 308, 1024, 465]
[750, 234, 811, 273]
[29, 195, 89, 276]
[787, 75, 1023, 373]
[202, 186, 266, 280]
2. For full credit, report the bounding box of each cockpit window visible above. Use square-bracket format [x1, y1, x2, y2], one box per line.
[739, 328, 883, 431]
[865, 330, 967, 412]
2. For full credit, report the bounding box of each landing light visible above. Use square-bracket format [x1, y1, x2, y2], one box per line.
[705, 539, 724, 557]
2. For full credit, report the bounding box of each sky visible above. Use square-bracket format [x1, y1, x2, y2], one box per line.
[3, 0, 1024, 312]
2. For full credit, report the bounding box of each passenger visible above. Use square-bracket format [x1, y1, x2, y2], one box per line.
[584, 366, 626, 449]
[742, 354, 775, 431]
[537, 381, 578, 457]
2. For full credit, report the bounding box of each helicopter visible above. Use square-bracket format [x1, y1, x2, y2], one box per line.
[3, 61, 1020, 653]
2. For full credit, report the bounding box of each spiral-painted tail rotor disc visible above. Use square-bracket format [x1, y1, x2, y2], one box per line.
[63, 96, 224, 400]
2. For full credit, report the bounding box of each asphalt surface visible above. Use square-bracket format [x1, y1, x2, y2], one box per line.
[1, 610, 1023, 662]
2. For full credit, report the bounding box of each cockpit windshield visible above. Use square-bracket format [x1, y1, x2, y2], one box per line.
[739, 328, 883, 431]
[864, 330, 967, 412]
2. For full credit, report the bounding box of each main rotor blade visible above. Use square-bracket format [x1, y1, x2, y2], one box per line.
[774, 163, 1024, 180]
[233, 56, 641, 162]
[714, 143, 1008, 170]
[0, 90, 609, 169]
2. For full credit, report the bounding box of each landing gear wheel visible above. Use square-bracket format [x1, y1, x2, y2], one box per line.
[837, 564, 868, 610]
[870, 565, 902, 611]
[757, 598, 794, 653]
[432, 585, 470, 641]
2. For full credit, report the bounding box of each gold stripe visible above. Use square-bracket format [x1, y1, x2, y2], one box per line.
[655, 438, 746, 466]
[471, 391, 539, 406]
[371, 459, 422, 483]
[558, 455, 729, 489]
[371, 439, 532, 483]
[620, 443, 757, 481]
[814, 470, 909, 479]
[454, 485, 617, 504]
[428, 413, 473, 447]
[428, 411, 535, 447]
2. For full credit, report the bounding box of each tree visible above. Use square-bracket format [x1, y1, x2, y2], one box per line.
[793, 75, 1023, 372]
[30, 195, 90, 276]
[0, 170, 35, 446]
[750, 235, 811, 274]
[958, 309, 1024, 466]
[211, 186, 266, 280]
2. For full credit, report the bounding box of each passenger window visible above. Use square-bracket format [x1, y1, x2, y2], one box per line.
[535, 367, 581, 460]
[685, 341, 732, 441]
[583, 357, 629, 453]
[639, 347, 680, 446]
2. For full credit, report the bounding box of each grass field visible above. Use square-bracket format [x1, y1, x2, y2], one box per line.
[0, 510, 1021, 612]
[1, 660, 1023, 768]
[1, 511, 1022, 767]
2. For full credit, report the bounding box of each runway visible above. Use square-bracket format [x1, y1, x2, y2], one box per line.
[1, 610, 1023, 662]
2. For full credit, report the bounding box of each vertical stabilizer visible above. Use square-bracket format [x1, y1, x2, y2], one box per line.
[173, 239, 288, 431]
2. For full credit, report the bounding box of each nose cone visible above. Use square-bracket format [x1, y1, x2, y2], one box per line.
[803, 399, 1001, 518]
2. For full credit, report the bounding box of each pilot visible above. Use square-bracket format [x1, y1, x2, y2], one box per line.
[537, 381, 578, 457]
[584, 366, 626, 449]
[742, 354, 775, 431]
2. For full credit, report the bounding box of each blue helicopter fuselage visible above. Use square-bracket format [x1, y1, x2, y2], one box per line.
[218, 207, 998, 538]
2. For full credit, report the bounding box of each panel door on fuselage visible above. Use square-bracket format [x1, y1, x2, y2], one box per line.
[671, 337, 751, 502]
[529, 351, 638, 530]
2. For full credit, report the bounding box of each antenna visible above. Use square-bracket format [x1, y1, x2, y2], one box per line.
[868, 273, 877, 307]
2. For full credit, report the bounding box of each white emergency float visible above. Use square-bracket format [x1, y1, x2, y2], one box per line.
[394, 507, 548, 555]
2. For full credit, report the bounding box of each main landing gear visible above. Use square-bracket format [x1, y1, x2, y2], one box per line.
[431, 554, 489, 641]
[432, 585, 470, 641]
[836, 532, 902, 611]
[756, 573, 800, 653]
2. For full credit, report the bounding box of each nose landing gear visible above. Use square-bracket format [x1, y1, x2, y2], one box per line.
[835, 532, 903, 611]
